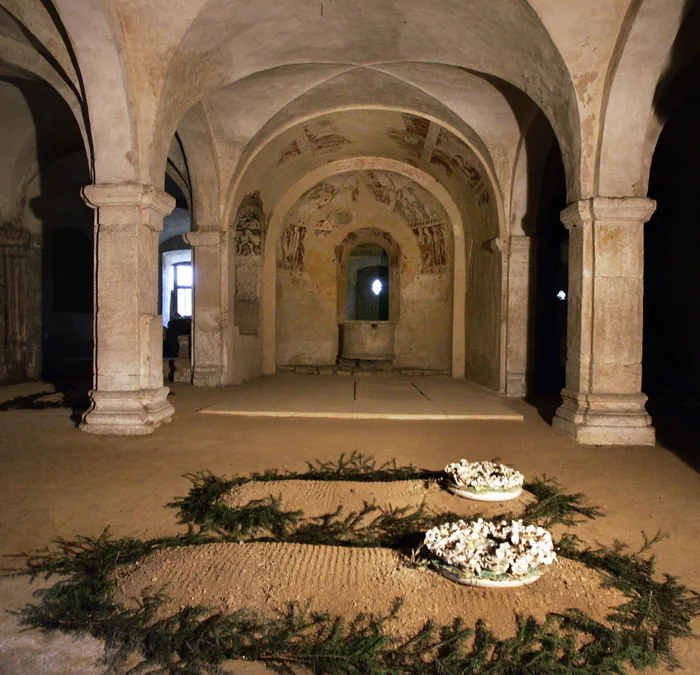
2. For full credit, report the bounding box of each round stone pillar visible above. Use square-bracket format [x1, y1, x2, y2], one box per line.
[553, 197, 656, 445]
[184, 227, 226, 386]
[81, 183, 175, 435]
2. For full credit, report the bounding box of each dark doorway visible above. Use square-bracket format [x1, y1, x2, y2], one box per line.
[528, 149, 568, 399]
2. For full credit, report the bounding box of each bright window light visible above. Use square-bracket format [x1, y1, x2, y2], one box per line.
[176, 264, 193, 287]
[371, 279, 383, 296]
[557, 290, 567, 300]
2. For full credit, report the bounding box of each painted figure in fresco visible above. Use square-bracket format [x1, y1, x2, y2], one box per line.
[395, 185, 436, 222]
[366, 170, 396, 210]
[412, 222, 447, 274]
[279, 222, 307, 271]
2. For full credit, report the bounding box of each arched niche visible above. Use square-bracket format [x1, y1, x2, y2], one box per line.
[336, 229, 402, 363]
[262, 158, 467, 378]
[346, 245, 389, 322]
[273, 169, 457, 373]
[336, 228, 402, 325]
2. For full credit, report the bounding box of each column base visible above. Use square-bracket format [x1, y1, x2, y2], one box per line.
[80, 387, 174, 436]
[553, 389, 655, 445]
[505, 372, 527, 397]
[192, 365, 225, 387]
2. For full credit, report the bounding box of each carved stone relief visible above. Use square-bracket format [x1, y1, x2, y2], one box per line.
[234, 190, 267, 256]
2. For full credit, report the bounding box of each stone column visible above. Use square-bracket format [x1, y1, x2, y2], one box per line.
[81, 183, 175, 435]
[505, 235, 534, 395]
[553, 197, 655, 445]
[184, 227, 226, 386]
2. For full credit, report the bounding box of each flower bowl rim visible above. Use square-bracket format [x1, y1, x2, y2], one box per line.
[447, 484, 523, 502]
[432, 560, 544, 587]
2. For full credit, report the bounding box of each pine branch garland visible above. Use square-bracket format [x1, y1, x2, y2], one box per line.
[4, 455, 698, 674]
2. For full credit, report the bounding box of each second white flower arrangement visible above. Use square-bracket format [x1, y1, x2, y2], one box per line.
[424, 518, 556, 587]
[444, 459, 524, 501]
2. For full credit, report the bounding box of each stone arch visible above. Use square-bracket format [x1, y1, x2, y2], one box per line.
[261, 157, 467, 377]
[52, 0, 139, 183]
[151, 0, 579, 192]
[597, 0, 690, 197]
[174, 104, 221, 229]
[222, 102, 504, 235]
[0, 38, 89, 162]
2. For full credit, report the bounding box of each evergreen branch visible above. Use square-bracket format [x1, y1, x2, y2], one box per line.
[6, 464, 698, 674]
[522, 476, 603, 528]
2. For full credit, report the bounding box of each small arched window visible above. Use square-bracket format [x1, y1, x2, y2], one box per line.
[346, 244, 389, 321]
[172, 262, 193, 317]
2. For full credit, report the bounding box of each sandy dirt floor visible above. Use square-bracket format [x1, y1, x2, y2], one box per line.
[113, 542, 625, 639]
[222, 478, 538, 518]
[0, 380, 699, 674]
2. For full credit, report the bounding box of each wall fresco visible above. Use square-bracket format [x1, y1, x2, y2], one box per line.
[277, 119, 351, 165]
[279, 223, 307, 271]
[386, 121, 492, 207]
[410, 219, 447, 274]
[277, 139, 301, 165]
[278, 170, 450, 274]
[304, 119, 351, 154]
[387, 114, 429, 159]
[394, 185, 439, 222]
[433, 129, 491, 205]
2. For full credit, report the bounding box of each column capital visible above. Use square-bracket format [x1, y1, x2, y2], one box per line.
[82, 183, 175, 231]
[561, 197, 656, 230]
[184, 228, 223, 248]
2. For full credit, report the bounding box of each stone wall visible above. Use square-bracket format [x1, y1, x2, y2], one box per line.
[0, 223, 41, 383]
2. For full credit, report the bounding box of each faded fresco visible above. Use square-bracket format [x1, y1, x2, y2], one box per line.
[277, 140, 301, 164]
[276, 169, 454, 371]
[234, 190, 267, 256]
[410, 220, 447, 274]
[278, 223, 307, 271]
[387, 114, 429, 159]
[433, 129, 491, 205]
[387, 117, 491, 206]
[277, 170, 449, 274]
[277, 119, 351, 164]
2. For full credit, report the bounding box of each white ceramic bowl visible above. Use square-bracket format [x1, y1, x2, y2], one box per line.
[436, 565, 542, 587]
[447, 484, 523, 502]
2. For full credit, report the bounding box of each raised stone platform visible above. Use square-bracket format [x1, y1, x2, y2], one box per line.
[199, 374, 523, 421]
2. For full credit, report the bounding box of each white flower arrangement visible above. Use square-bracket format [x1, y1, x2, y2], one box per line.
[423, 518, 556, 582]
[444, 460, 523, 494]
